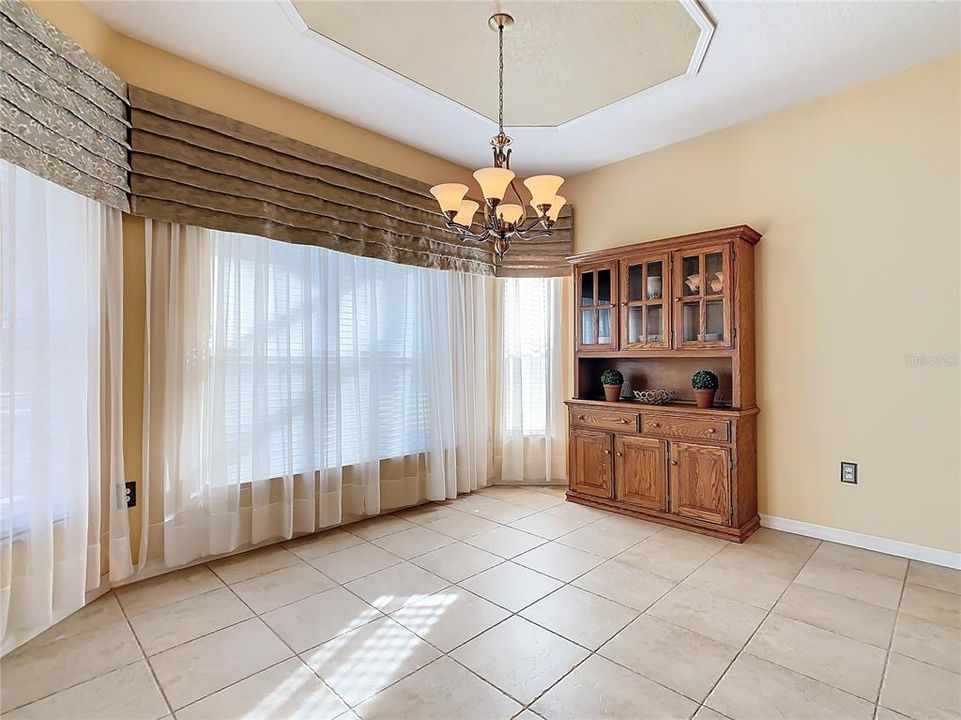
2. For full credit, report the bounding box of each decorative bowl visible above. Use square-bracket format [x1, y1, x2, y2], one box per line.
[633, 389, 676, 405]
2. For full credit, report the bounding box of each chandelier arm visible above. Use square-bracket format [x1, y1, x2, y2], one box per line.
[443, 220, 492, 243]
[512, 228, 555, 242]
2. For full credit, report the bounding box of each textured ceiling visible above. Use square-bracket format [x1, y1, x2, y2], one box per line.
[290, 1, 706, 127]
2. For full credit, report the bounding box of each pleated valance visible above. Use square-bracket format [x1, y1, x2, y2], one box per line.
[493, 209, 573, 278]
[0, 0, 130, 211]
[128, 86, 501, 275]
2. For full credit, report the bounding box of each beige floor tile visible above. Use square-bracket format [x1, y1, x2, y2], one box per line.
[470, 498, 538, 524]
[20, 593, 126, 649]
[714, 541, 810, 580]
[346, 515, 418, 540]
[459, 561, 563, 611]
[345, 562, 449, 614]
[422, 512, 499, 540]
[370, 526, 454, 559]
[230, 562, 336, 614]
[467, 525, 547, 558]
[774, 582, 896, 648]
[693, 707, 733, 720]
[116, 565, 224, 617]
[283, 528, 364, 561]
[532, 653, 697, 720]
[588, 513, 665, 542]
[618, 527, 726, 581]
[555, 522, 644, 558]
[542, 501, 609, 523]
[445, 493, 500, 513]
[3, 660, 167, 720]
[513, 542, 606, 582]
[476, 485, 528, 499]
[309, 543, 402, 583]
[394, 503, 461, 525]
[741, 528, 821, 558]
[900, 583, 961, 628]
[907, 561, 961, 596]
[875, 707, 913, 720]
[811, 542, 908, 580]
[261, 585, 383, 653]
[503, 490, 564, 511]
[148, 618, 291, 710]
[509, 511, 593, 539]
[706, 653, 875, 720]
[795, 557, 904, 610]
[683, 556, 791, 610]
[127, 586, 253, 655]
[390, 586, 510, 652]
[572, 558, 676, 611]
[513, 711, 544, 720]
[880, 653, 961, 720]
[892, 613, 961, 673]
[600, 614, 738, 702]
[0, 616, 143, 712]
[208, 545, 302, 585]
[176, 657, 347, 720]
[451, 616, 588, 703]
[409, 542, 502, 583]
[302, 617, 441, 706]
[520, 585, 639, 649]
[747, 613, 887, 700]
[648, 584, 766, 648]
[353, 657, 521, 720]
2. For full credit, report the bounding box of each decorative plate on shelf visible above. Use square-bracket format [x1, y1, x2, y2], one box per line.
[633, 389, 676, 405]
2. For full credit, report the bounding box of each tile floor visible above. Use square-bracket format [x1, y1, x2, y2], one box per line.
[2, 485, 959, 720]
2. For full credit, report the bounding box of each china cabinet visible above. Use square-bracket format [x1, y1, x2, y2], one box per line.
[565, 225, 761, 542]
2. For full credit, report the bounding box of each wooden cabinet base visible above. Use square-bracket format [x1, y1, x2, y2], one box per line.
[566, 490, 761, 543]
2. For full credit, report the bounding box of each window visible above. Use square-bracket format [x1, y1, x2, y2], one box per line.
[501, 277, 553, 436]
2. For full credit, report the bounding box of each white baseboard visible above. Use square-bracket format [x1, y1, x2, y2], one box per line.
[760, 514, 961, 570]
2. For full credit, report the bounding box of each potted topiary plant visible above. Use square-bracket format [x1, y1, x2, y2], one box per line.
[601, 369, 624, 402]
[692, 370, 719, 408]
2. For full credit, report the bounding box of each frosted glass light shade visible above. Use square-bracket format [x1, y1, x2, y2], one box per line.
[496, 203, 523, 226]
[453, 200, 479, 227]
[547, 195, 566, 222]
[473, 167, 515, 201]
[429, 183, 468, 213]
[523, 175, 565, 208]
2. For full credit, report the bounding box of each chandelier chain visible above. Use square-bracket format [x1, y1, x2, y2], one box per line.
[498, 23, 504, 135]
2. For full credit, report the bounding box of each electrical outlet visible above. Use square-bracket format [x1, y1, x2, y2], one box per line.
[124, 481, 137, 508]
[841, 462, 858, 484]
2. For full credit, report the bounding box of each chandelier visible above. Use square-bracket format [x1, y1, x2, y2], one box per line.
[429, 13, 566, 261]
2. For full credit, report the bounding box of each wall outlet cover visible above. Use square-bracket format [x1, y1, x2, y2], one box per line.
[841, 462, 858, 484]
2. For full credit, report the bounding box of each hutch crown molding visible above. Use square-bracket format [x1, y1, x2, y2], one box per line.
[566, 225, 761, 542]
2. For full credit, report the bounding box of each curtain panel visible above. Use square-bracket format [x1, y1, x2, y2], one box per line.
[128, 87, 497, 276]
[0, 0, 130, 211]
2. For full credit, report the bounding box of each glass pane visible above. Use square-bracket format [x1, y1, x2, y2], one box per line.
[646, 305, 663, 343]
[705, 300, 724, 341]
[627, 306, 644, 344]
[580, 271, 594, 307]
[598, 307, 612, 344]
[646, 261, 663, 300]
[683, 301, 700, 342]
[627, 264, 643, 302]
[597, 269, 611, 304]
[581, 310, 595, 344]
[682, 255, 700, 297]
[705, 252, 724, 296]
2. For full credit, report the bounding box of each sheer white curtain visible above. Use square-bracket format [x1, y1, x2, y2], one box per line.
[145, 222, 491, 568]
[494, 276, 571, 484]
[0, 161, 129, 653]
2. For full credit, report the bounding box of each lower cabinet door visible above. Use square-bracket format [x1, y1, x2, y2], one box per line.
[614, 435, 667, 511]
[669, 442, 731, 525]
[570, 429, 613, 499]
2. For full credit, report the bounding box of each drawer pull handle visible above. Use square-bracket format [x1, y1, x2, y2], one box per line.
[650, 422, 660, 428]
[706, 428, 717, 434]
[619, 419, 630, 424]
[671, 460, 678, 466]
[577, 414, 586, 420]
[615, 452, 623, 457]
[603, 449, 611, 455]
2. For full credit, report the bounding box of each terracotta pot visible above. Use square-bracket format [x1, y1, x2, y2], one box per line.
[603, 384, 622, 402]
[694, 388, 716, 409]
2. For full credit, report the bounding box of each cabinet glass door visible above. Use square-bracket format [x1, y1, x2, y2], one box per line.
[576, 264, 617, 350]
[672, 245, 732, 348]
[621, 254, 669, 349]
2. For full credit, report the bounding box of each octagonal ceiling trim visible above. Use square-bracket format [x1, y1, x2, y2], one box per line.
[277, 0, 715, 130]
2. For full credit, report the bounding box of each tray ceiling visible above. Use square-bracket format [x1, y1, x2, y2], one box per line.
[289, 1, 709, 127]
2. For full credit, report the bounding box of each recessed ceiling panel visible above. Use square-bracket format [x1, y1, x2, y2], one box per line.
[291, 1, 705, 127]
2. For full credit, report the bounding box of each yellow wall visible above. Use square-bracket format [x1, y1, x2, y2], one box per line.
[565, 53, 961, 553]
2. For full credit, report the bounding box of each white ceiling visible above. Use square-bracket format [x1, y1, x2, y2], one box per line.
[87, 1, 960, 176]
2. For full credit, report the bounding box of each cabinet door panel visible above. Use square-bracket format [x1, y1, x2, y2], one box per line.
[614, 436, 667, 511]
[575, 263, 618, 351]
[671, 244, 733, 349]
[669, 443, 731, 525]
[570, 430, 613, 499]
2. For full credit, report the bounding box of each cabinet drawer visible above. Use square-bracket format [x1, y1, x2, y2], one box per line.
[642, 415, 730, 442]
[571, 407, 639, 432]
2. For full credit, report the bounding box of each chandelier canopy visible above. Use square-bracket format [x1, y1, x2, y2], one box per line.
[429, 13, 566, 261]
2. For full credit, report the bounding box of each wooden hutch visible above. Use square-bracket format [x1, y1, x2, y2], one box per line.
[565, 225, 761, 542]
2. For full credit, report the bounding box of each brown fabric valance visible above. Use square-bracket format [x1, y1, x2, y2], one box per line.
[493, 207, 573, 278]
[0, 0, 130, 211]
[128, 86, 498, 275]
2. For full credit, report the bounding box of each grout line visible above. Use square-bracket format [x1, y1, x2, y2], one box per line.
[875, 559, 911, 711]
[114, 589, 177, 718]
